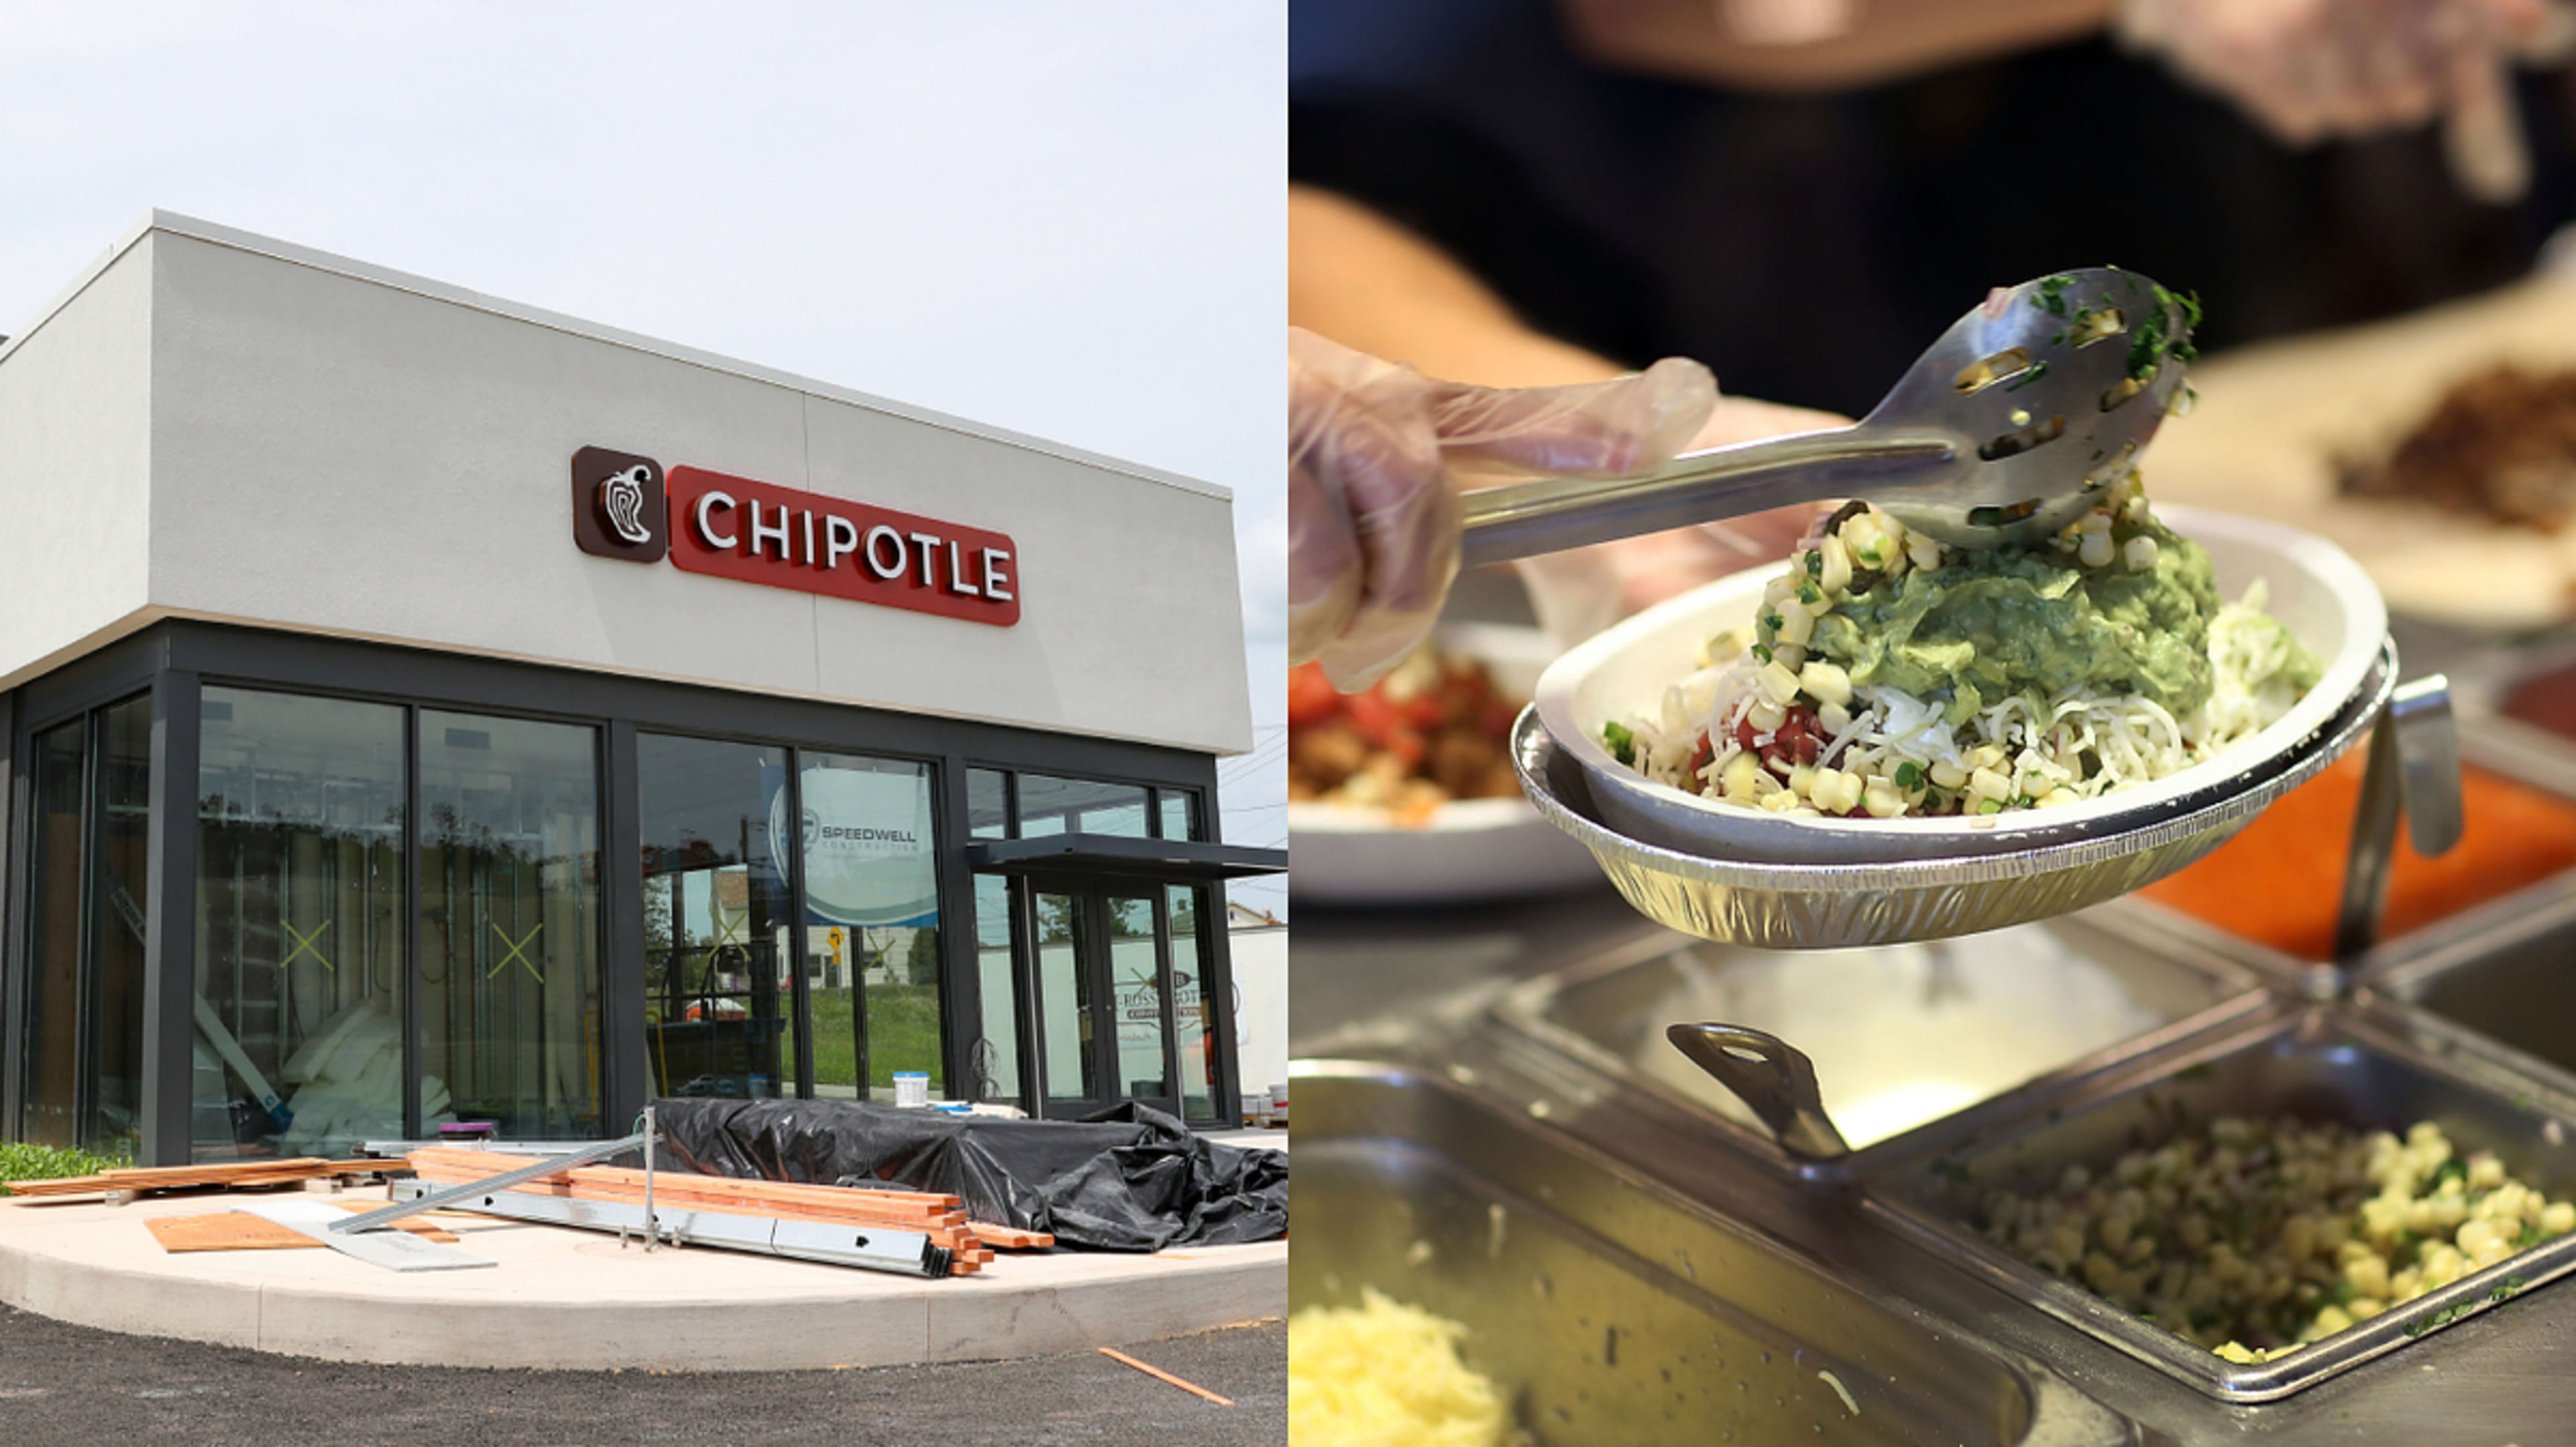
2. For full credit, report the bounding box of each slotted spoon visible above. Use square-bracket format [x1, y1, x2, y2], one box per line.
[1459, 268, 2197, 564]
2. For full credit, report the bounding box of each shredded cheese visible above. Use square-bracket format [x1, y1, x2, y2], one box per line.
[1289, 1290, 1524, 1447]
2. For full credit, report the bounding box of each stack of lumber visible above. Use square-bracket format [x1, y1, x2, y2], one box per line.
[3, 1157, 390, 1199]
[407, 1147, 1052, 1275]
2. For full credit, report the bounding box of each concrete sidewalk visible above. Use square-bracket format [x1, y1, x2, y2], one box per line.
[0, 1185, 1283, 1371]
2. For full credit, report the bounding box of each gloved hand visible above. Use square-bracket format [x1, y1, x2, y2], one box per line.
[1511, 394, 1848, 649]
[1289, 327, 1719, 689]
[2118, 0, 2576, 200]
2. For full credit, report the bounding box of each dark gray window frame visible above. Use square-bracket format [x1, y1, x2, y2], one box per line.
[6, 621, 1235, 1161]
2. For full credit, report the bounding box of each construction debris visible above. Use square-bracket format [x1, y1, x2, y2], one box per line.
[146, 1202, 462, 1252]
[407, 1148, 1014, 1275]
[3, 1157, 390, 1201]
[1097, 1346, 1236, 1406]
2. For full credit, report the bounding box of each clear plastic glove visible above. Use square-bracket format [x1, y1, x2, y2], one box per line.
[1511, 396, 1848, 649]
[1288, 327, 1719, 689]
[2118, 0, 2576, 200]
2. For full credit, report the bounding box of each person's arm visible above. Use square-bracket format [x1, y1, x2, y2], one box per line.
[1290, 185, 1848, 654]
[1289, 184, 1629, 388]
[1559, 0, 2118, 94]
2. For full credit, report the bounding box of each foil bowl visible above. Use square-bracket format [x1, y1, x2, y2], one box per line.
[1536, 506, 2387, 864]
[1511, 637, 2394, 949]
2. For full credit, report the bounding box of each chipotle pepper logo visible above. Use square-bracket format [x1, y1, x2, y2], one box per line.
[569, 446, 1020, 627]
[570, 446, 667, 562]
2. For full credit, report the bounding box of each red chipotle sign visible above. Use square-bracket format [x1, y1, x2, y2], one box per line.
[570, 446, 1020, 627]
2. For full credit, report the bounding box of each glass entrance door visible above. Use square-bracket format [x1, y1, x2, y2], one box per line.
[1028, 885, 1178, 1120]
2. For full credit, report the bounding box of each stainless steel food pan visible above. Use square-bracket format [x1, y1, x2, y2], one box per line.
[1292, 1059, 2133, 1446]
[1862, 1008, 2576, 1401]
[2365, 884, 2576, 1114]
[1489, 902, 2275, 1172]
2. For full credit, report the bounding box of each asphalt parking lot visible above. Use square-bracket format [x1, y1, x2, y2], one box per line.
[0, 1303, 1285, 1446]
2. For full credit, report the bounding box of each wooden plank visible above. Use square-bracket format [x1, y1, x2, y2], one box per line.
[406, 1148, 963, 1213]
[9, 1156, 388, 1199]
[964, 1221, 1055, 1250]
[146, 1207, 461, 1252]
[407, 1151, 964, 1222]
[99, 1157, 331, 1186]
[1097, 1346, 1236, 1407]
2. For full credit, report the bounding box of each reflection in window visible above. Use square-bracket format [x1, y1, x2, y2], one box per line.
[967, 768, 1018, 1105]
[21, 700, 154, 1157]
[20, 721, 89, 1150]
[968, 762, 1014, 1097]
[89, 698, 152, 1155]
[1036, 890, 1096, 1105]
[194, 690, 407, 1159]
[419, 712, 602, 1138]
[1170, 885, 1216, 1120]
[1107, 894, 1163, 1102]
[1018, 775, 1148, 838]
[973, 876, 1019, 1103]
[967, 769, 1010, 841]
[800, 753, 941, 1101]
[1159, 790, 1199, 843]
[637, 735, 794, 1101]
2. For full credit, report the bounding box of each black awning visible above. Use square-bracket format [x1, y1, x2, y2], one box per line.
[965, 831, 1287, 881]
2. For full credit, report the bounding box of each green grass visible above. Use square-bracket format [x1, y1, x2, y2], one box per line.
[0, 1142, 122, 1194]
[809, 984, 944, 1096]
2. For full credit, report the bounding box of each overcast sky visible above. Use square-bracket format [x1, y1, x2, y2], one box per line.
[0, 1, 1287, 914]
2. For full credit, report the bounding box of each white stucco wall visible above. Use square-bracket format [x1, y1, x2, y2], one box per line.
[0, 215, 1252, 757]
[0, 233, 157, 684]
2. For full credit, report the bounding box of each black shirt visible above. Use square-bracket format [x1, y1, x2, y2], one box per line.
[1293, 0, 2576, 414]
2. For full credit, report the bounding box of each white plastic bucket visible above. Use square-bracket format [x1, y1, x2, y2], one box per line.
[893, 1071, 930, 1108]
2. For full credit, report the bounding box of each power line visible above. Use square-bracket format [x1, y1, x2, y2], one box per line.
[1218, 732, 1288, 769]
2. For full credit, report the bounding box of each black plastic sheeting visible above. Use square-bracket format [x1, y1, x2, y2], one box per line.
[649, 1097, 1287, 1252]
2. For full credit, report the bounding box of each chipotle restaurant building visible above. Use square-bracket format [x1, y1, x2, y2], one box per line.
[0, 213, 1281, 1167]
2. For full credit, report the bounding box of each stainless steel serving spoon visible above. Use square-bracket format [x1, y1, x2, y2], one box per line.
[1460, 268, 2197, 566]
[1667, 1021, 1849, 1163]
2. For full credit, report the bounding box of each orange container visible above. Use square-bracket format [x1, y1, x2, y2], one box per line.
[2140, 747, 2576, 959]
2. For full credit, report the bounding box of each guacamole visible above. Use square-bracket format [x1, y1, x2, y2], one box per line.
[1805, 515, 2221, 726]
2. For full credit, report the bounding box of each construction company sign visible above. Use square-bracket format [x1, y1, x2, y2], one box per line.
[569, 445, 1020, 627]
[767, 763, 941, 928]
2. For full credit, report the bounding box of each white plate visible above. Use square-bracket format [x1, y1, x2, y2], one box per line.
[1289, 622, 1602, 905]
[1535, 506, 2386, 865]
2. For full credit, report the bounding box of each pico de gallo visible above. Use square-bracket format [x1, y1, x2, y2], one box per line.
[1288, 647, 1522, 825]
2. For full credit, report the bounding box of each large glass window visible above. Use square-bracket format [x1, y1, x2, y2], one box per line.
[1018, 775, 1148, 838]
[418, 712, 602, 1138]
[637, 735, 795, 1100]
[17, 699, 152, 1157]
[799, 753, 942, 1102]
[193, 690, 406, 1159]
[1158, 790, 1199, 843]
[20, 721, 88, 1149]
[1169, 885, 1216, 1121]
[968, 769, 1018, 1104]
